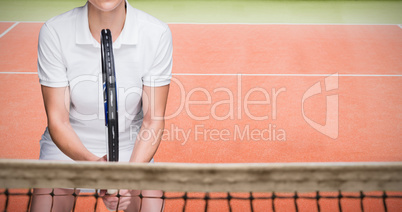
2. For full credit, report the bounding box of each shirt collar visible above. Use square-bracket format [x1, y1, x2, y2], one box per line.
[118, 1, 139, 46]
[75, 0, 138, 48]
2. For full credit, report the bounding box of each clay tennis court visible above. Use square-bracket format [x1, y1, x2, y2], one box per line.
[1, 23, 401, 163]
[0, 0, 401, 211]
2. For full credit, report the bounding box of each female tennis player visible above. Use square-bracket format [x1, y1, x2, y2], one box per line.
[30, 0, 172, 211]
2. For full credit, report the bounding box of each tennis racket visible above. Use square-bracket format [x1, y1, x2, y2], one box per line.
[101, 29, 119, 194]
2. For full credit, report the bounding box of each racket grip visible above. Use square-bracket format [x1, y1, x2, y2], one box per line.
[107, 189, 118, 194]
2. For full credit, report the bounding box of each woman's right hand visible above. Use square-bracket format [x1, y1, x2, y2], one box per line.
[97, 155, 107, 162]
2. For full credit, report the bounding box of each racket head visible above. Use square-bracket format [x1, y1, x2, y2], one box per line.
[101, 29, 119, 162]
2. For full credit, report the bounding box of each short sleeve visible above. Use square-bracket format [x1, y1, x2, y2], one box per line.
[142, 26, 173, 87]
[37, 24, 68, 87]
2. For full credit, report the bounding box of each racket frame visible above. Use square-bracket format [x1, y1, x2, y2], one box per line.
[101, 29, 119, 163]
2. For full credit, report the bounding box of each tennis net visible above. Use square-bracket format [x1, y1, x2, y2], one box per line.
[0, 159, 401, 212]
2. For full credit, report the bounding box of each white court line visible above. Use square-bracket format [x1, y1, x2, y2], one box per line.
[173, 73, 402, 77]
[398, 25, 402, 29]
[0, 21, 400, 26]
[168, 22, 399, 26]
[0, 21, 43, 23]
[1, 72, 401, 77]
[0, 72, 37, 75]
[0, 22, 19, 38]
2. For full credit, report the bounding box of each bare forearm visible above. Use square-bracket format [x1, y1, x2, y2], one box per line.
[130, 120, 165, 163]
[48, 121, 98, 161]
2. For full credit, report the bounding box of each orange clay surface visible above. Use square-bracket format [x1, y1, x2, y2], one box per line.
[0, 22, 401, 211]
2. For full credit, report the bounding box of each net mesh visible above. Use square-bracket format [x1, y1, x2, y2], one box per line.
[1, 159, 401, 212]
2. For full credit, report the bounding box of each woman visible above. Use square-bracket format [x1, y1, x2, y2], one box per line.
[30, 0, 172, 211]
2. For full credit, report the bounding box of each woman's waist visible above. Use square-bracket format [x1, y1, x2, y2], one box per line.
[41, 125, 137, 150]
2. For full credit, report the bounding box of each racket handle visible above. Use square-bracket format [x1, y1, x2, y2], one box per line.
[107, 189, 118, 194]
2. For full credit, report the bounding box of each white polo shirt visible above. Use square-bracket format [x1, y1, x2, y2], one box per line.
[37, 1, 172, 161]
